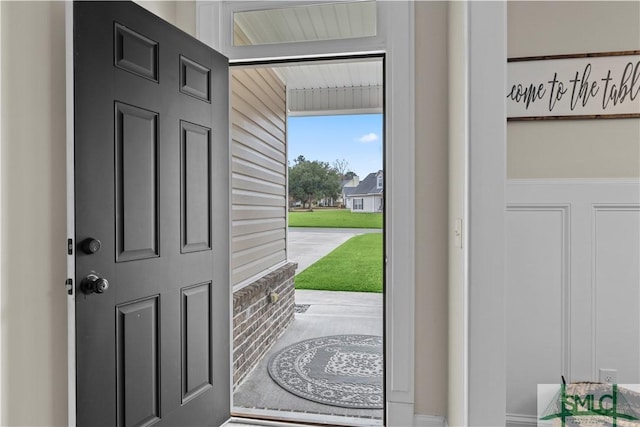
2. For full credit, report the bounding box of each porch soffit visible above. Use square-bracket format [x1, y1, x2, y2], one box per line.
[234, 6, 383, 116]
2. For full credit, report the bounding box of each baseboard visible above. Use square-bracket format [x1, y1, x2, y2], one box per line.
[505, 413, 537, 426]
[414, 414, 447, 427]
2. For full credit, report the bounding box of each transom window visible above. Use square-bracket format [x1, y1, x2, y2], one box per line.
[233, 1, 377, 46]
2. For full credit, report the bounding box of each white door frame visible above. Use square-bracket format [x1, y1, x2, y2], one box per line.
[448, 2, 507, 426]
[65, 3, 77, 425]
[196, 1, 416, 425]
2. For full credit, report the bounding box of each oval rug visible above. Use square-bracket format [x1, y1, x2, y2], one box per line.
[267, 335, 383, 409]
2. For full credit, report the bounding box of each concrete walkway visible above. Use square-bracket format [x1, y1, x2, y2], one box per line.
[232, 290, 383, 424]
[288, 227, 382, 274]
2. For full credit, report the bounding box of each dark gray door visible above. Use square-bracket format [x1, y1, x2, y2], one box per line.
[74, 2, 229, 426]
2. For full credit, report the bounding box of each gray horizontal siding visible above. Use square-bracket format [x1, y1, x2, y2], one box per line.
[232, 251, 287, 284]
[231, 68, 287, 285]
[232, 205, 284, 221]
[232, 218, 286, 237]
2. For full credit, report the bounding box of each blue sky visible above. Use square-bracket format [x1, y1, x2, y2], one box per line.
[287, 114, 383, 179]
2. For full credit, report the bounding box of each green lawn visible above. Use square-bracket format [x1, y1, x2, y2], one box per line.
[288, 209, 382, 229]
[295, 233, 383, 293]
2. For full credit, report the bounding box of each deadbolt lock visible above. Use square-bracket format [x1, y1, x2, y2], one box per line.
[82, 238, 102, 254]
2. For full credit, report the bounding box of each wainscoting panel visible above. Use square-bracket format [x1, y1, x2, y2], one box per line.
[593, 206, 640, 383]
[506, 206, 569, 418]
[506, 180, 640, 426]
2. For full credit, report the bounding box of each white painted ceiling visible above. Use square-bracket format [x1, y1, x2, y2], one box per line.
[272, 59, 382, 91]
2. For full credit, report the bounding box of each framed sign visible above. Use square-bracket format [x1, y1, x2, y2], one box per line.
[507, 51, 640, 120]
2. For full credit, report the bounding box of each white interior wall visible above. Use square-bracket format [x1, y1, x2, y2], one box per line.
[133, 0, 195, 38]
[0, 4, 4, 424]
[447, 3, 468, 425]
[414, 1, 449, 419]
[133, 1, 177, 31]
[1, 2, 67, 425]
[507, 1, 640, 179]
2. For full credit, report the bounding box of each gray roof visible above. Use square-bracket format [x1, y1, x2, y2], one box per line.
[347, 172, 383, 197]
[342, 186, 358, 197]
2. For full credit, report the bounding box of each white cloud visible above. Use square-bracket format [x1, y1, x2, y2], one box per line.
[357, 132, 379, 143]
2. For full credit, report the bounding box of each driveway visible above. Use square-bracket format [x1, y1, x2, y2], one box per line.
[288, 227, 382, 274]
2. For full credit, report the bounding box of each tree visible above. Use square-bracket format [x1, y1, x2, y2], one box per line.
[332, 158, 350, 179]
[289, 156, 341, 208]
[344, 171, 357, 180]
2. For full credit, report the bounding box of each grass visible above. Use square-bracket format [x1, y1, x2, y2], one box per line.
[288, 209, 382, 229]
[295, 233, 383, 293]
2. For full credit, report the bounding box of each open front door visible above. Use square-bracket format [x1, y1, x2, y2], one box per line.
[73, 2, 229, 426]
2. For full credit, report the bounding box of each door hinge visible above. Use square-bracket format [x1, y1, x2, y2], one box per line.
[66, 278, 73, 295]
[68, 238, 73, 255]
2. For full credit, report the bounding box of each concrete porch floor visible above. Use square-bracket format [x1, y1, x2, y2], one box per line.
[232, 289, 384, 424]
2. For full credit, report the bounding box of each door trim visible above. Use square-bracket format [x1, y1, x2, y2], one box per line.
[196, 1, 416, 424]
[65, 3, 76, 426]
[448, 3, 508, 425]
[230, 53, 385, 427]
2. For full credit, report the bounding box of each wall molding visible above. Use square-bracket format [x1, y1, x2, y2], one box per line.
[508, 178, 640, 186]
[506, 412, 537, 426]
[505, 203, 571, 418]
[414, 414, 448, 427]
[506, 204, 572, 384]
[591, 203, 640, 381]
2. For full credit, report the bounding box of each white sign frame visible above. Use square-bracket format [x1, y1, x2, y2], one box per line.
[507, 51, 640, 120]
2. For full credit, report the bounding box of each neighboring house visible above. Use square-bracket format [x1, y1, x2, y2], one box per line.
[317, 174, 361, 208]
[339, 175, 359, 208]
[342, 186, 357, 209]
[346, 171, 383, 213]
[316, 197, 334, 207]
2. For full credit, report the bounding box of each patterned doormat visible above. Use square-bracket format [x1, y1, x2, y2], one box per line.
[267, 335, 383, 409]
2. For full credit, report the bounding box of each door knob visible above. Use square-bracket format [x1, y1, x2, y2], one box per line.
[82, 273, 109, 294]
[82, 238, 102, 254]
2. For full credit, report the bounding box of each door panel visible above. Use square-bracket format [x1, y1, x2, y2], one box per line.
[181, 282, 213, 402]
[115, 102, 160, 262]
[74, 2, 229, 426]
[116, 296, 160, 427]
[181, 121, 212, 253]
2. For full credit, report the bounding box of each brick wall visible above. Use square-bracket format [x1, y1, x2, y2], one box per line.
[233, 262, 297, 388]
